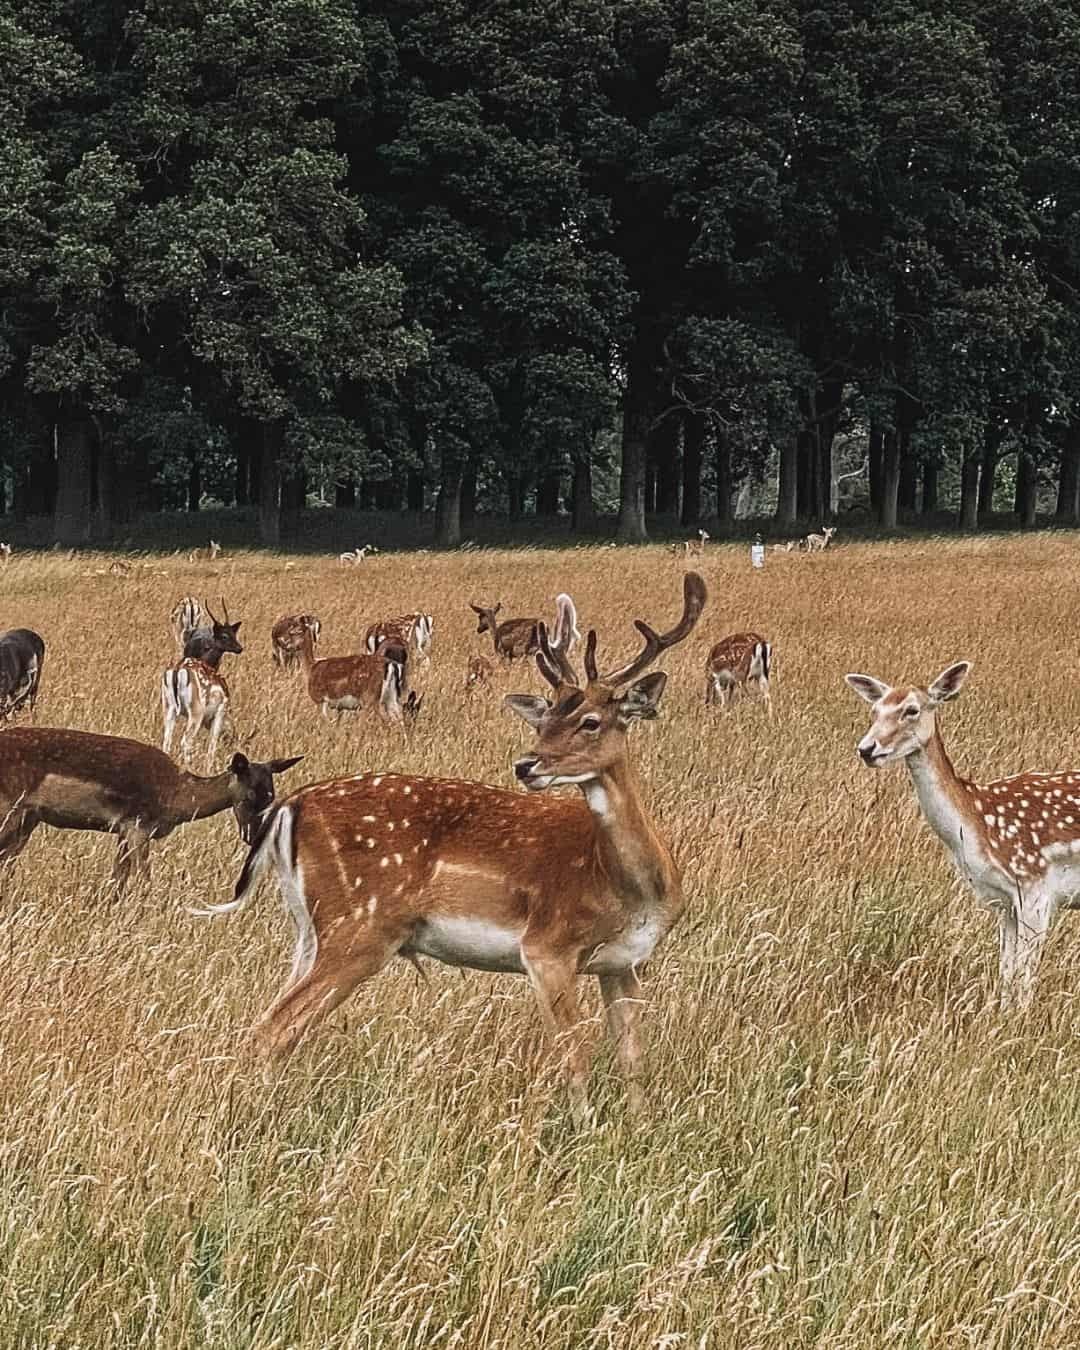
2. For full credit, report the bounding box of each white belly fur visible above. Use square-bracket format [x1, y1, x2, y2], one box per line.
[585, 914, 665, 973]
[408, 915, 525, 973]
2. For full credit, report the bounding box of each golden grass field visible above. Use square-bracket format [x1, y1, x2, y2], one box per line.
[2, 532, 1080, 1348]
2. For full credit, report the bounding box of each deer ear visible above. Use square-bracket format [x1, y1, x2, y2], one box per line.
[469, 604, 482, 615]
[267, 755, 303, 774]
[229, 752, 251, 775]
[845, 674, 889, 705]
[928, 661, 971, 704]
[617, 671, 667, 723]
[503, 694, 549, 728]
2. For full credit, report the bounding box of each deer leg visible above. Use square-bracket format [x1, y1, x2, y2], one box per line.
[0, 809, 38, 867]
[997, 904, 1019, 1010]
[1011, 891, 1056, 1011]
[521, 947, 593, 1127]
[599, 969, 646, 1113]
[205, 704, 227, 772]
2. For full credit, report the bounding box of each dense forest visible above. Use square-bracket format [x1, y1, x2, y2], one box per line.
[2, 0, 1078, 546]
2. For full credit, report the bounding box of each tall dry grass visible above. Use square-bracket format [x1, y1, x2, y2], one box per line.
[2, 534, 1080, 1348]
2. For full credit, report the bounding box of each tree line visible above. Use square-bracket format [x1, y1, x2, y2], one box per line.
[2, 0, 1078, 546]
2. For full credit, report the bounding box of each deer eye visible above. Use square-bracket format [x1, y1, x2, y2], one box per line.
[579, 715, 602, 733]
[904, 705, 920, 720]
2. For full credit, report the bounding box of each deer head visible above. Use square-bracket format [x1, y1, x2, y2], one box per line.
[228, 752, 305, 842]
[845, 662, 971, 767]
[470, 602, 502, 635]
[205, 598, 243, 654]
[505, 573, 706, 790]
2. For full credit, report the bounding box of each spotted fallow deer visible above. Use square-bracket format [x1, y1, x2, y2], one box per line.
[705, 632, 773, 716]
[0, 727, 301, 893]
[272, 613, 321, 671]
[162, 603, 244, 769]
[363, 613, 434, 664]
[170, 596, 205, 652]
[470, 594, 579, 662]
[805, 526, 836, 552]
[299, 627, 408, 722]
[847, 661, 1080, 1011]
[196, 574, 706, 1124]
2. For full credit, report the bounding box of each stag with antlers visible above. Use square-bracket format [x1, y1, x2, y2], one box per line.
[198, 574, 706, 1124]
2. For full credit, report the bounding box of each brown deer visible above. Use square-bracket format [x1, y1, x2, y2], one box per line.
[0, 629, 45, 719]
[272, 613, 321, 671]
[705, 633, 773, 716]
[470, 594, 579, 661]
[197, 574, 706, 1124]
[299, 627, 408, 722]
[0, 728, 302, 893]
[847, 662, 1080, 1011]
[363, 613, 434, 664]
[465, 654, 494, 691]
[162, 603, 244, 768]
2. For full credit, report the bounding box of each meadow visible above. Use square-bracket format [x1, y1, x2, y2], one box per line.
[2, 533, 1080, 1349]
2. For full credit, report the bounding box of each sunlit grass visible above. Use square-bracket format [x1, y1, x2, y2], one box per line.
[2, 531, 1080, 1346]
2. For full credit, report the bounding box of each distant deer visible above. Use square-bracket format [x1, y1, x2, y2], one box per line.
[364, 613, 434, 664]
[339, 544, 377, 566]
[162, 602, 244, 769]
[705, 633, 772, 716]
[187, 539, 222, 563]
[0, 543, 11, 565]
[465, 654, 494, 691]
[170, 597, 205, 652]
[772, 540, 799, 554]
[272, 614, 321, 672]
[470, 594, 579, 661]
[0, 728, 301, 893]
[0, 629, 45, 719]
[196, 574, 706, 1124]
[805, 526, 836, 552]
[668, 530, 709, 559]
[846, 661, 1080, 1011]
[299, 627, 408, 722]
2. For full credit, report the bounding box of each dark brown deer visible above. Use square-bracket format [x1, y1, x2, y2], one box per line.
[0, 728, 302, 893]
[0, 629, 45, 719]
[198, 574, 705, 1124]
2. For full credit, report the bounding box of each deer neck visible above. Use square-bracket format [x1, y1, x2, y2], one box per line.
[299, 630, 316, 674]
[167, 770, 235, 824]
[582, 758, 676, 910]
[905, 725, 977, 857]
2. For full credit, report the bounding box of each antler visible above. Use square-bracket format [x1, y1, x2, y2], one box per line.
[204, 598, 218, 626]
[596, 572, 707, 687]
[220, 596, 230, 625]
[535, 593, 582, 690]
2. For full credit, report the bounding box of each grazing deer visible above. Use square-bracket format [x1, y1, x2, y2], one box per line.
[364, 613, 434, 664]
[188, 539, 222, 563]
[772, 540, 798, 554]
[161, 660, 233, 770]
[0, 543, 11, 565]
[805, 526, 837, 552]
[272, 613, 321, 672]
[339, 544, 376, 566]
[846, 661, 1080, 1011]
[465, 654, 494, 691]
[170, 596, 205, 652]
[0, 629, 45, 719]
[0, 728, 302, 893]
[299, 627, 408, 722]
[197, 574, 706, 1125]
[182, 600, 242, 663]
[705, 633, 772, 716]
[470, 593, 579, 661]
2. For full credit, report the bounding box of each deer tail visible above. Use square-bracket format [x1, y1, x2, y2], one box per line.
[189, 801, 292, 917]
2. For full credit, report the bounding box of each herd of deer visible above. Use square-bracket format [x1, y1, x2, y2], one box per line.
[1, 548, 1079, 1123]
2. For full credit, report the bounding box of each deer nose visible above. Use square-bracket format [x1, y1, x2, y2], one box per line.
[859, 742, 879, 764]
[514, 757, 539, 782]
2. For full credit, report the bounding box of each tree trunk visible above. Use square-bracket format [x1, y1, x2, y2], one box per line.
[434, 463, 462, 547]
[978, 426, 998, 516]
[1056, 433, 1080, 524]
[95, 433, 116, 540]
[12, 467, 28, 522]
[681, 410, 703, 525]
[652, 415, 680, 516]
[461, 463, 477, 527]
[878, 430, 901, 528]
[335, 478, 356, 507]
[921, 457, 938, 516]
[234, 442, 249, 506]
[258, 422, 282, 547]
[617, 337, 653, 543]
[54, 419, 94, 546]
[536, 471, 560, 516]
[715, 427, 733, 529]
[407, 469, 424, 513]
[1015, 451, 1037, 527]
[187, 456, 201, 513]
[897, 436, 918, 515]
[508, 473, 525, 522]
[775, 434, 798, 526]
[868, 422, 884, 515]
[571, 452, 594, 532]
[280, 461, 306, 543]
[796, 426, 814, 521]
[818, 379, 843, 518]
[959, 450, 980, 530]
